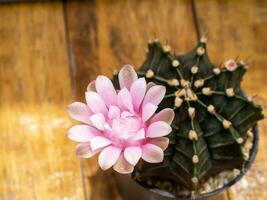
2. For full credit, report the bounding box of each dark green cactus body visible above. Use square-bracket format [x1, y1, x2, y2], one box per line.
[135, 40, 264, 191]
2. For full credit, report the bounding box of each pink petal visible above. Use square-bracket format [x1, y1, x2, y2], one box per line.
[129, 129, 145, 140]
[68, 125, 100, 142]
[146, 121, 172, 138]
[96, 75, 117, 107]
[104, 123, 112, 131]
[67, 102, 93, 125]
[118, 65, 137, 90]
[117, 88, 134, 112]
[90, 136, 112, 151]
[142, 103, 158, 122]
[142, 85, 166, 108]
[76, 142, 100, 158]
[130, 78, 146, 111]
[87, 80, 96, 92]
[90, 113, 105, 130]
[149, 137, 169, 151]
[150, 108, 175, 125]
[108, 106, 120, 119]
[113, 155, 134, 174]
[142, 143, 164, 163]
[98, 146, 121, 170]
[121, 111, 134, 118]
[146, 82, 156, 91]
[124, 146, 142, 166]
[86, 91, 108, 115]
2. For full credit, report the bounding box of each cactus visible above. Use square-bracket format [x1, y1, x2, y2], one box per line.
[133, 39, 264, 191]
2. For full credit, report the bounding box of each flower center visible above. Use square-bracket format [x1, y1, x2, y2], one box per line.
[112, 117, 140, 138]
[109, 112, 143, 139]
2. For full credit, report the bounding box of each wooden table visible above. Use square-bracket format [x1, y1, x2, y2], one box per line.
[1, 0, 267, 199]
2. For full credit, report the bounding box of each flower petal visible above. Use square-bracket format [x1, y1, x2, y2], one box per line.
[117, 88, 134, 112]
[67, 102, 93, 124]
[149, 137, 169, 151]
[104, 123, 112, 131]
[146, 82, 156, 91]
[129, 129, 145, 140]
[86, 91, 108, 115]
[68, 125, 100, 142]
[150, 108, 175, 125]
[142, 103, 158, 122]
[142, 85, 166, 108]
[96, 75, 117, 107]
[90, 113, 105, 130]
[130, 78, 146, 111]
[118, 64, 137, 90]
[142, 143, 164, 163]
[76, 142, 100, 158]
[108, 106, 120, 119]
[87, 80, 96, 92]
[98, 146, 121, 170]
[124, 146, 142, 166]
[113, 155, 134, 174]
[121, 111, 134, 118]
[146, 121, 172, 138]
[90, 136, 112, 151]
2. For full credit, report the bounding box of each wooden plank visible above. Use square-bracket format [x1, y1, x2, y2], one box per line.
[64, 0, 197, 100]
[65, 0, 227, 200]
[0, 2, 84, 200]
[195, 1, 267, 200]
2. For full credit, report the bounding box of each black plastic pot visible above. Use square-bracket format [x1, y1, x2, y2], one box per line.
[114, 126, 259, 200]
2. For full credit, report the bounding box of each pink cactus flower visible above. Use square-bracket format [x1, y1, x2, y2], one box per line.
[224, 59, 238, 71]
[67, 65, 174, 174]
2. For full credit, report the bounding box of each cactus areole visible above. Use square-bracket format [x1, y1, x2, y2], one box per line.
[126, 39, 264, 197]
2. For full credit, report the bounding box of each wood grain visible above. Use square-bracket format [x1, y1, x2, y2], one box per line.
[65, 0, 197, 99]
[195, 1, 267, 200]
[0, 2, 84, 200]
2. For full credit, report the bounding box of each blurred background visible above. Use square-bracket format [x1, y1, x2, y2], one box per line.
[0, 0, 267, 200]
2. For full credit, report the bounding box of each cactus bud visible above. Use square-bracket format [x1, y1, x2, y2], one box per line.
[181, 79, 190, 88]
[175, 89, 185, 97]
[188, 130, 198, 141]
[213, 68, 221, 75]
[194, 79, 204, 88]
[247, 129, 253, 138]
[225, 59, 237, 71]
[192, 155, 199, 164]
[207, 105, 215, 114]
[200, 36, 207, 43]
[236, 137, 244, 144]
[188, 107, 196, 119]
[226, 88, 235, 97]
[168, 79, 179, 86]
[223, 120, 232, 129]
[172, 59, 180, 68]
[191, 66, 198, 74]
[202, 87, 212, 96]
[163, 45, 171, 53]
[191, 177, 199, 184]
[174, 97, 183, 107]
[146, 70, 154, 78]
[196, 47, 205, 56]
[113, 69, 119, 76]
[239, 60, 245, 65]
